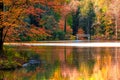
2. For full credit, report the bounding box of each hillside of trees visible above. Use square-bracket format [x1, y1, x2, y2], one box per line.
[1, 0, 120, 42]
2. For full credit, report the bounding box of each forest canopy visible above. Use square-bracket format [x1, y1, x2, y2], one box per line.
[1, 0, 120, 42]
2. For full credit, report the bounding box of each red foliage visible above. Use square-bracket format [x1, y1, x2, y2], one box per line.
[61, 5, 71, 17]
[77, 28, 85, 40]
[27, 25, 51, 38]
[59, 20, 72, 33]
[77, 28, 84, 34]
[26, 6, 44, 16]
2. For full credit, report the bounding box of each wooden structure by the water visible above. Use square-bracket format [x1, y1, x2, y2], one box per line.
[76, 34, 90, 40]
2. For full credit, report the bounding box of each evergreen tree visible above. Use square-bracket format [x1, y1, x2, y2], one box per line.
[72, 7, 80, 35]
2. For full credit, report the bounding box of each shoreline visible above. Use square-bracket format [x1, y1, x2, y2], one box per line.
[4, 41, 120, 47]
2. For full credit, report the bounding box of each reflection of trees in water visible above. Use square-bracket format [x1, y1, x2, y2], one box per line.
[72, 47, 94, 69]
[91, 47, 120, 80]
[64, 47, 120, 79]
[114, 47, 120, 80]
[64, 47, 67, 63]
[72, 47, 79, 68]
[1, 47, 120, 80]
[0, 71, 4, 80]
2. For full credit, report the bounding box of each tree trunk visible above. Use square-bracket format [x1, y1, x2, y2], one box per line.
[0, 1, 4, 55]
[115, 16, 118, 40]
[0, 41, 3, 54]
[0, 28, 4, 55]
[64, 16, 67, 33]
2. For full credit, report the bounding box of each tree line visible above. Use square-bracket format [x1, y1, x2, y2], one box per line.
[0, 0, 120, 54]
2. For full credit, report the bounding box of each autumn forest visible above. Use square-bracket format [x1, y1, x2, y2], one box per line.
[0, 0, 120, 42]
[1, 0, 120, 79]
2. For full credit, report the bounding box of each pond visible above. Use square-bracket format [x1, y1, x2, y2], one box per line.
[0, 45, 120, 80]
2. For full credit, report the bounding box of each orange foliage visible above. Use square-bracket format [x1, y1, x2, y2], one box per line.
[5, 27, 21, 42]
[26, 6, 44, 16]
[5, 24, 51, 41]
[77, 28, 84, 34]
[61, 5, 71, 17]
[29, 25, 50, 36]
[77, 28, 85, 40]
[59, 20, 72, 33]
[1, 0, 73, 42]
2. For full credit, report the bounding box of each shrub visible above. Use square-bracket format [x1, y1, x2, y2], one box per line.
[52, 30, 65, 40]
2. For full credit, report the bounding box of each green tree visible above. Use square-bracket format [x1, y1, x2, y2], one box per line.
[72, 7, 80, 35]
[71, 0, 95, 39]
[86, 1, 96, 39]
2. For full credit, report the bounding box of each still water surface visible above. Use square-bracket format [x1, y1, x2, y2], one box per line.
[1, 46, 120, 80]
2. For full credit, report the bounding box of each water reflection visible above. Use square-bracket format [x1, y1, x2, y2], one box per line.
[0, 46, 120, 80]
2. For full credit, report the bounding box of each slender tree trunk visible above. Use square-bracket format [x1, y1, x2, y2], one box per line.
[0, 28, 4, 55]
[115, 16, 118, 40]
[64, 16, 67, 33]
[87, 19, 91, 40]
[0, 1, 4, 55]
[0, 41, 3, 54]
